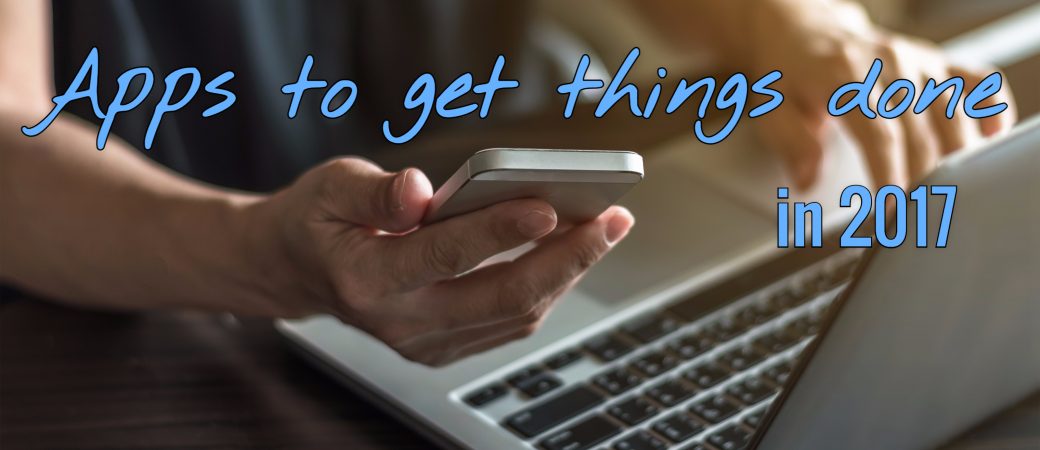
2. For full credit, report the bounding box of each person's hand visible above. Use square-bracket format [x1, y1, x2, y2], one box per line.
[744, 0, 1017, 188]
[241, 157, 634, 366]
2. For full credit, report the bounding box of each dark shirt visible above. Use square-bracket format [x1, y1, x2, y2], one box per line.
[50, 0, 550, 191]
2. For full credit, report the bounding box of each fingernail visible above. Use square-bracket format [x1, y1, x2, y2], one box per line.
[517, 210, 557, 238]
[605, 208, 634, 245]
[391, 169, 412, 212]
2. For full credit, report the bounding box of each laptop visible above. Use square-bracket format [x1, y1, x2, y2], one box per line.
[277, 8, 1040, 450]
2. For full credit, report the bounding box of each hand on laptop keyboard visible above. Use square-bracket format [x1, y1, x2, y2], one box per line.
[743, 0, 1017, 190]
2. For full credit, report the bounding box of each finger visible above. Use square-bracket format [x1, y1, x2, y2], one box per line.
[869, 42, 940, 183]
[313, 158, 432, 232]
[448, 271, 576, 341]
[952, 66, 1017, 138]
[922, 67, 982, 155]
[843, 112, 908, 188]
[409, 261, 578, 342]
[392, 295, 554, 366]
[432, 274, 580, 362]
[826, 48, 907, 188]
[433, 206, 634, 328]
[879, 62, 942, 183]
[755, 103, 826, 190]
[379, 199, 557, 292]
[899, 101, 942, 182]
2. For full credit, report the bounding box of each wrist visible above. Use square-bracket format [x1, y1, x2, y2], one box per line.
[678, 0, 803, 72]
[234, 191, 334, 318]
[232, 194, 299, 316]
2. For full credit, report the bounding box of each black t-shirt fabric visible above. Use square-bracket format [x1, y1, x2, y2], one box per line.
[50, 0, 551, 191]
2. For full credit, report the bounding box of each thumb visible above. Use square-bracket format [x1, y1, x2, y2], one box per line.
[312, 158, 432, 232]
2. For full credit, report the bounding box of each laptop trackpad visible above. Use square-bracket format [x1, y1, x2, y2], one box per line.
[576, 154, 774, 304]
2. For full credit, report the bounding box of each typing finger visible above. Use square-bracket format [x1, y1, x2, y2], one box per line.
[952, 66, 1017, 138]
[923, 67, 982, 155]
[755, 103, 826, 190]
[843, 112, 908, 188]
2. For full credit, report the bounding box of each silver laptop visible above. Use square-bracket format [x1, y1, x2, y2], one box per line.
[277, 9, 1040, 450]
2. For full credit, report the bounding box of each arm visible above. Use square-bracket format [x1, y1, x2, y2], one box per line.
[0, 0, 268, 313]
[632, 0, 750, 68]
[0, 0, 634, 366]
[0, 113, 275, 312]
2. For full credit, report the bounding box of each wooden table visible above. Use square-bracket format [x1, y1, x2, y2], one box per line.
[0, 299, 430, 449]
[1, 298, 1037, 449]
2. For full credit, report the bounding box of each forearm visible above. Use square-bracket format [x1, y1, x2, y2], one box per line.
[0, 110, 280, 315]
[634, 0, 843, 71]
[634, 0, 752, 68]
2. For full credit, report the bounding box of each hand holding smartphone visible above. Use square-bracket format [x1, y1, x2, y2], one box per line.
[424, 148, 644, 225]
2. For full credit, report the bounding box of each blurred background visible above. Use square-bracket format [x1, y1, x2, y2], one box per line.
[2, 1, 1038, 449]
[365, 0, 1040, 186]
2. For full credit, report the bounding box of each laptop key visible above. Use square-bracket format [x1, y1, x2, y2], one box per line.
[464, 383, 508, 407]
[734, 302, 780, 325]
[621, 314, 683, 344]
[743, 410, 765, 429]
[678, 442, 711, 450]
[518, 373, 564, 399]
[704, 316, 750, 342]
[630, 351, 680, 378]
[814, 263, 853, 293]
[584, 334, 635, 362]
[538, 414, 621, 450]
[718, 345, 767, 372]
[752, 327, 801, 354]
[613, 430, 668, 450]
[593, 368, 643, 396]
[762, 360, 794, 385]
[782, 318, 813, 339]
[806, 308, 826, 328]
[645, 377, 696, 407]
[507, 366, 546, 388]
[545, 349, 584, 370]
[792, 273, 827, 299]
[789, 316, 821, 337]
[689, 395, 742, 424]
[683, 361, 731, 389]
[504, 385, 605, 438]
[607, 396, 659, 426]
[668, 331, 715, 360]
[651, 412, 705, 444]
[725, 376, 778, 406]
[706, 425, 752, 450]
[768, 289, 808, 310]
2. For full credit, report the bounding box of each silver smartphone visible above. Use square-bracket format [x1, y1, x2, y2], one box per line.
[423, 148, 644, 224]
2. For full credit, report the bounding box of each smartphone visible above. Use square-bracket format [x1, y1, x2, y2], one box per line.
[423, 148, 644, 224]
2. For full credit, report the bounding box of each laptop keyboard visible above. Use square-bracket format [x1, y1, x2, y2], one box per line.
[462, 250, 861, 450]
